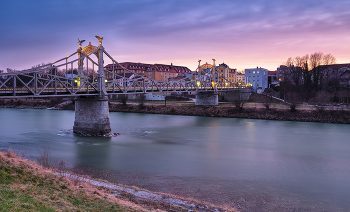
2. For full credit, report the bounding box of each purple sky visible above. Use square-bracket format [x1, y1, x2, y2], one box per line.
[1, 0, 349, 72]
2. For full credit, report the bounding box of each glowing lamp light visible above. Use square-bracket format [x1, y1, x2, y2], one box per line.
[105, 79, 108, 82]
[196, 81, 200, 87]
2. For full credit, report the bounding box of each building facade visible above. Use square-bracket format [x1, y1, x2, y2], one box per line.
[236, 72, 245, 85]
[104, 62, 192, 81]
[196, 62, 237, 84]
[217, 63, 236, 83]
[268, 71, 280, 89]
[245, 67, 269, 93]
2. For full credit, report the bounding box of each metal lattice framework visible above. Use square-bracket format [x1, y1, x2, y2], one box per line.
[0, 38, 237, 99]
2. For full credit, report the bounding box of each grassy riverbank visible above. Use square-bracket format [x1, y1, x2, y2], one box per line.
[0, 149, 235, 212]
[0, 149, 146, 211]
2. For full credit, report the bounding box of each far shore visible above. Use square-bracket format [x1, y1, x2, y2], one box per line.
[1, 98, 350, 124]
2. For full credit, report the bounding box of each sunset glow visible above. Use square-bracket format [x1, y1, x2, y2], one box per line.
[1, 0, 349, 72]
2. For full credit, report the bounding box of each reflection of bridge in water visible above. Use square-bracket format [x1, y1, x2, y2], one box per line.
[0, 37, 243, 136]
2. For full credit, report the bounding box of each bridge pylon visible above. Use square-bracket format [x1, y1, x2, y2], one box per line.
[97, 44, 106, 98]
[73, 96, 111, 136]
[73, 37, 111, 136]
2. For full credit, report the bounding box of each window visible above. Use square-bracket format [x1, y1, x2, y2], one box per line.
[253, 71, 255, 74]
[257, 71, 259, 73]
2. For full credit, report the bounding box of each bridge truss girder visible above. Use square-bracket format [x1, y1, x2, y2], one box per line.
[0, 41, 238, 99]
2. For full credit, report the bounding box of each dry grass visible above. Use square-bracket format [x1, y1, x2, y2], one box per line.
[0, 149, 148, 211]
[1, 149, 236, 212]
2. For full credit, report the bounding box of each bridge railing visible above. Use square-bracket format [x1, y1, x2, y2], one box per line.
[0, 42, 239, 98]
[0, 73, 238, 98]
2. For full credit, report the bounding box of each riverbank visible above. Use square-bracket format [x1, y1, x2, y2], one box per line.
[107, 103, 350, 124]
[1, 98, 350, 124]
[0, 149, 234, 212]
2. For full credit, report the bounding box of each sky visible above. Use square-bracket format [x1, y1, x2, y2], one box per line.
[1, 0, 350, 72]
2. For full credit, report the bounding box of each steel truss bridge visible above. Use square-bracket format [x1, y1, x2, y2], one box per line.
[0, 37, 236, 99]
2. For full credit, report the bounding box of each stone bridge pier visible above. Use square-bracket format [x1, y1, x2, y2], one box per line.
[195, 91, 218, 106]
[73, 96, 111, 136]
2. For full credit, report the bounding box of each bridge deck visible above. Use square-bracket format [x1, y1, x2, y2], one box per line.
[0, 41, 245, 99]
[0, 85, 238, 99]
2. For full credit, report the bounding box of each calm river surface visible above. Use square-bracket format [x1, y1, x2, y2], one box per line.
[1, 108, 350, 211]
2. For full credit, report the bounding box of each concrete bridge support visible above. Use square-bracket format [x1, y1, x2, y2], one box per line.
[73, 96, 111, 136]
[195, 91, 218, 106]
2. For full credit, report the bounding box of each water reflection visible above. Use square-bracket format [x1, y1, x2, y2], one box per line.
[1, 108, 350, 211]
[74, 137, 112, 169]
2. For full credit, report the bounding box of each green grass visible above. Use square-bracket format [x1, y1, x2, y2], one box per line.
[0, 150, 235, 212]
[0, 152, 138, 212]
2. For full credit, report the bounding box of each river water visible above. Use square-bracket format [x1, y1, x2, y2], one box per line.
[1, 108, 350, 211]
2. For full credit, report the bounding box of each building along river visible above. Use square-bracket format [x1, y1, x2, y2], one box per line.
[1, 108, 350, 211]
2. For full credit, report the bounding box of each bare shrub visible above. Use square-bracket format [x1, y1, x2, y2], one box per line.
[37, 145, 52, 168]
[49, 97, 63, 106]
[15, 99, 23, 106]
[313, 91, 333, 113]
[57, 160, 67, 171]
[234, 100, 245, 112]
[285, 91, 301, 112]
[6, 147, 17, 158]
[120, 94, 127, 106]
[170, 107, 176, 114]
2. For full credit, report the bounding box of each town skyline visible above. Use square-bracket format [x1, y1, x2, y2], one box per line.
[1, 0, 349, 72]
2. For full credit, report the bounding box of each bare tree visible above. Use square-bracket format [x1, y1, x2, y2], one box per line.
[309, 52, 324, 70]
[31, 62, 51, 69]
[292, 56, 304, 86]
[262, 92, 272, 110]
[280, 52, 337, 101]
[281, 57, 303, 86]
[6, 68, 20, 73]
[309, 52, 324, 91]
[298, 54, 312, 100]
[314, 90, 332, 113]
[323, 54, 336, 65]
[284, 57, 294, 67]
[285, 91, 300, 112]
[86, 68, 97, 81]
[57, 69, 66, 77]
